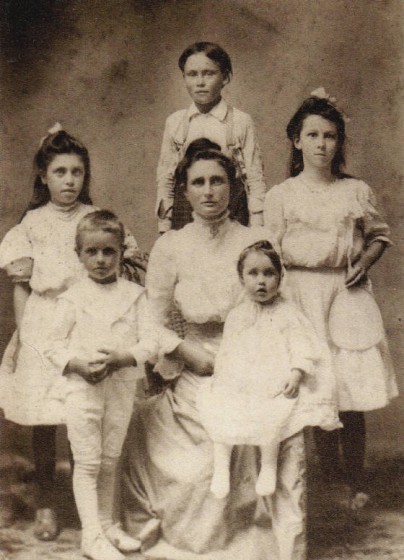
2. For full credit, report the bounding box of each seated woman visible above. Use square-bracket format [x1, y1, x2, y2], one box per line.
[121, 141, 306, 559]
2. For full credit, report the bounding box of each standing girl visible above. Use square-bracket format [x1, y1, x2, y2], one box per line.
[156, 41, 266, 233]
[198, 240, 340, 559]
[264, 90, 398, 509]
[0, 127, 137, 540]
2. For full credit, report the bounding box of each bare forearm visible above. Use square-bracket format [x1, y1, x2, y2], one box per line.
[13, 283, 31, 329]
[359, 240, 386, 270]
[167, 340, 194, 363]
[167, 340, 214, 376]
[346, 240, 387, 288]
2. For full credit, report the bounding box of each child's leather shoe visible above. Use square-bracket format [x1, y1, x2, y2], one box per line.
[33, 508, 59, 541]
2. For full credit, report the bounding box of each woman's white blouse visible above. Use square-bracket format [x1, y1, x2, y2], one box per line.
[263, 176, 391, 268]
[146, 217, 268, 349]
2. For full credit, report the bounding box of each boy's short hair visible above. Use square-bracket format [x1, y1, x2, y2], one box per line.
[75, 210, 125, 252]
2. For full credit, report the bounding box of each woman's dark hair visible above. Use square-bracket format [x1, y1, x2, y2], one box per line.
[175, 138, 237, 198]
[23, 129, 92, 217]
[237, 240, 282, 281]
[286, 96, 349, 178]
[178, 42, 232, 80]
[184, 137, 221, 158]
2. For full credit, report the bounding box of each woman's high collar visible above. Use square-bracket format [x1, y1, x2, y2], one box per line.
[191, 210, 230, 238]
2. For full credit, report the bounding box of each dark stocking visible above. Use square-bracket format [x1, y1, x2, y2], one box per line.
[339, 411, 366, 493]
[32, 425, 57, 508]
[313, 426, 342, 481]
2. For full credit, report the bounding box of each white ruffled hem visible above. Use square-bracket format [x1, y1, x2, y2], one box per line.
[334, 341, 398, 411]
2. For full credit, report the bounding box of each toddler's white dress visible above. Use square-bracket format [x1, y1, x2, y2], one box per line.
[199, 296, 341, 446]
[264, 176, 397, 411]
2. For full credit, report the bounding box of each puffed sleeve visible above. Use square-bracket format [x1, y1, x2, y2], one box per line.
[45, 297, 77, 374]
[283, 303, 320, 375]
[357, 181, 392, 247]
[0, 223, 33, 282]
[263, 185, 287, 255]
[146, 231, 182, 353]
[238, 113, 267, 223]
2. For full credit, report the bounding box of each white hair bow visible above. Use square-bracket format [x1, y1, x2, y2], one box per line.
[310, 87, 350, 122]
[39, 122, 64, 147]
[310, 87, 337, 104]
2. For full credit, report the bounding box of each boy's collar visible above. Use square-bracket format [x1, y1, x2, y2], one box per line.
[87, 273, 118, 285]
[188, 98, 228, 122]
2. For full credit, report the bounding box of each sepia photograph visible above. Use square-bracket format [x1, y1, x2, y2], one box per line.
[0, 1, 403, 559]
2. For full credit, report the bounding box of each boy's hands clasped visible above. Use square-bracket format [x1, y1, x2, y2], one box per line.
[67, 349, 136, 385]
[66, 357, 109, 385]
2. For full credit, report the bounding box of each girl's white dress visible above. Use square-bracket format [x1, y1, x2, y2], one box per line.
[198, 296, 341, 447]
[264, 175, 398, 412]
[0, 202, 137, 425]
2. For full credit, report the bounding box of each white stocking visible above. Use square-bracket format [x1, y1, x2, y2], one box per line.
[73, 461, 102, 540]
[210, 443, 232, 499]
[256, 442, 280, 496]
[98, 455, 119, 532]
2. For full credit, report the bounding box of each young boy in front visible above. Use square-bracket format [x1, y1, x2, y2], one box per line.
[46, 210, 157, 560]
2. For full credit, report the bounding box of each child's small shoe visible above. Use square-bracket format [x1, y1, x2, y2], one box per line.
[33, 508, 59, 541]
[105, 523, 141, 552]
[82, 532, 124, 560]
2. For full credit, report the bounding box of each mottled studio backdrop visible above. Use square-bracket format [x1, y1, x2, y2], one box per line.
[0, 0, 403, 456]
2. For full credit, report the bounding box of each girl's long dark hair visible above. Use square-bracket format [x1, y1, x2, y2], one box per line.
[22, 130, 92, 220]
[286, 96, 351, 179]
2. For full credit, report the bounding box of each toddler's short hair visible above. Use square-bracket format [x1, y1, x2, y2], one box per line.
[75, 210, 125, 252]
[237, 240, 282, 279]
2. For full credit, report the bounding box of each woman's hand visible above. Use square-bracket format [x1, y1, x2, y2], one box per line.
[170, 341, 215, 376]
[189, 346, 215, 376]
[283, 368, 303, 399]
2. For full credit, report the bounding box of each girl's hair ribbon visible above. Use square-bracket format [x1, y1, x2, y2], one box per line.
[38, 122, 64, 147]
[310, 87, 350, 122]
